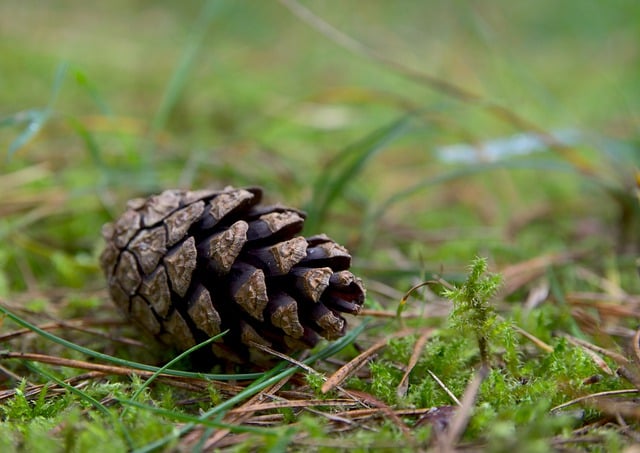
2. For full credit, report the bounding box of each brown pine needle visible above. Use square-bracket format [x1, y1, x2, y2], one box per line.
[439, 365, 490, 452]
[499, 252, 579, 297]
[0, 351, 146, 377]
[249, 341, 319, 376]
[229, 399, 357, 413]
[634, 328, 640, 366]
[427, 370, 462, 407]
[346, 389, 413, 440]
[0, 371, 107, 403]
[197, 374, 294, 450]
[335, 407, 434, 420]
[321, 328, 415, 394]
[560, 333, 629, 365]
[0, 350, 242, 394]
[512, 324, 554, 353]
[0, 363, 24, 382]
[562, 336, 614, 375]
[0, 319, 142, 347]
[396, 329, 434, 397]
[550, 389, 640, 413]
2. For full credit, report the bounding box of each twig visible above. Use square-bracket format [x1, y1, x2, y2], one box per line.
[559, 333, 629, 365]
[439, 365, 489, 452]
[0, 350, 243, 394]
[229, 399, 357, 413]
[511, 325, 553, 353]
[0, 351, 147, 376]
[427, 370, 462, 407]
[346, 389, 413, 441]
[396, 330, 433, 397]
[0, 319, 143, 347]
[550, 388, 640, 412]
[321, 328, 415, 394]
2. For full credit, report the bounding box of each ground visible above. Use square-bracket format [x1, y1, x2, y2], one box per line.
[1, 1, 639, 451]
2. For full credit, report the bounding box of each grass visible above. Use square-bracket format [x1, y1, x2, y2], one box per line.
[1, 0, 640, 451]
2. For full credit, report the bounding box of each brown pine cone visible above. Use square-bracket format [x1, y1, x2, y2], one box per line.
[99, 186, 365, 364]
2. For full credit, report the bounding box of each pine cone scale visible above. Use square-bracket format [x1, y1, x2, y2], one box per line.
[229, 263, 268, 321]
[199, 220, 248, 274]
[139, 191, 182, 227]
[187, 285, 222, 338]
[247, 236, 308, 276]
[114, 250, 141, 295]
[139, 267, 172, 317]
[165, 201, 205, 246]
[131, 296, 162, 334]
[267, 292, 304, 338]
[290, 266, 332, 302]
[129, 226, 167, 275]
[163, 237, 197, 298]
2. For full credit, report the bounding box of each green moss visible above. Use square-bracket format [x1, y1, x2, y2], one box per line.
[443, 257, 502, 366]
[305, 371, 328, 397]
[368, 360, 404, 404]
[0, 381, 68, 422]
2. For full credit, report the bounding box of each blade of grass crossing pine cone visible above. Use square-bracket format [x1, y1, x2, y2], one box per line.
[0, 303, 264, 381]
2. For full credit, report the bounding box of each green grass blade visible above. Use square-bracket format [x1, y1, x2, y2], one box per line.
[118, 398, 279, 436]
[305, 114, 415, 232]
[0, 303, 263, 381]
[72, 67, 113, 115]
[6, 111, 49, 159]
[371, 157, 580, 222]
[120, 332, 227, 420]
[0, 109, 42, 128]
[7, 62, 68, 159]
[359, 156, 584, 250]
[67, 68, 109, 174]
[132, 319, 370, 453]
[66, 116, 106, 169]
[266, 428, 296, 453]
[150, 0, 223, 135]
[25, 362, 135, 449]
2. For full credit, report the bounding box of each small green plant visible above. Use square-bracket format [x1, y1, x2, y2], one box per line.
[443, 257, 502, 367]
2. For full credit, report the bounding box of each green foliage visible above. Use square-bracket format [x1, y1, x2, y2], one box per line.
[305, 371, 326, 396]
[0, 381, 67, 422]
[0, 380, 150, 452]
[478, 400, 572, 453]
[305, 114, 414, 233]
[443, 256, 502, 365]
[369, 360, 404, 404]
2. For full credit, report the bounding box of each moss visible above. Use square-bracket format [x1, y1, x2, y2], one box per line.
[443, 257, 502, 366]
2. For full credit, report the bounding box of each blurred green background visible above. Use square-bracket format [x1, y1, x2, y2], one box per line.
[1, 0, 639, 295]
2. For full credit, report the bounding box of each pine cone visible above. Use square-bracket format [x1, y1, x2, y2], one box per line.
[99, 186, 365, 364]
